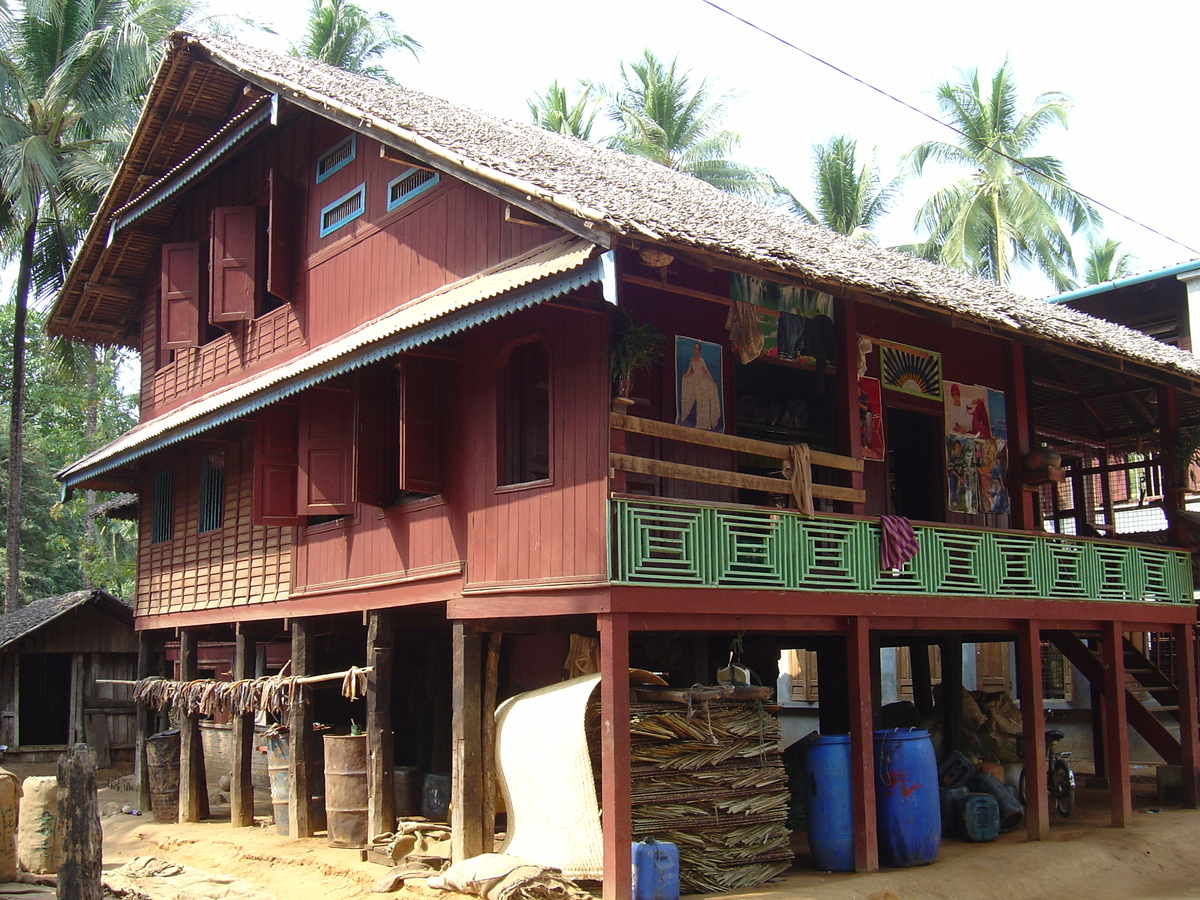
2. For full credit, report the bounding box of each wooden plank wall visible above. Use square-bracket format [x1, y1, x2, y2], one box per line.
[137, 425, 292, 617]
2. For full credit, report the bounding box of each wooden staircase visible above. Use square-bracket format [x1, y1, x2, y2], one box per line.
[1046, 630, 1184, 766]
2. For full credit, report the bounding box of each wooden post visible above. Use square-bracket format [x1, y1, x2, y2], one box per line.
[1090, 635, 1108, 783]
[178, 627, 207, 823]
[135, 631, 157, 814]
[1017, 620, 1049, 839]
[847, 616, 878, 873]
[939, 637, 963, 756]
[1101, 620, 1132, 826]
[231, 625, 256, 827]
[600, 612, 632, 898]
[367, 610, 396, 841]
[57, 743, 101, 900]
[1176, 622, 1200, 809]
[451, 622, 484, 861]
[288, 618, 315, 839]
[481, 632, 502, 848]
[909, 642, 933, 717]
[837, 299, 865, 515]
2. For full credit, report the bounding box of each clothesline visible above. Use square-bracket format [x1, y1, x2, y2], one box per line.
[121, 666, 374, 717]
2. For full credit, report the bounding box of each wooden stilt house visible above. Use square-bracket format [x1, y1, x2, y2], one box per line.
[49, 32, 1200, 893]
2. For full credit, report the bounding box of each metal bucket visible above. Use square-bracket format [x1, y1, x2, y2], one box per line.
[323, 734, 368, 848]
[266, 733, 328, 835]
[145, 730, 181, 824]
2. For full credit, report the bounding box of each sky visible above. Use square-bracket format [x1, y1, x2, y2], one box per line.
[203, 1, 1199, 298]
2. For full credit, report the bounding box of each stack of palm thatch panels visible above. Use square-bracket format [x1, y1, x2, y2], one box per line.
[622, 688, 792, 893]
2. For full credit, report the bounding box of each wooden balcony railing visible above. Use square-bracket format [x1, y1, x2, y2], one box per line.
[608, 413, 865, 506]
[609, 496, 1194, 604]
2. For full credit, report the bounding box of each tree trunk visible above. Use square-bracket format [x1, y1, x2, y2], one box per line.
[6, 218, 36, 614]
[57, 743, 102, 900]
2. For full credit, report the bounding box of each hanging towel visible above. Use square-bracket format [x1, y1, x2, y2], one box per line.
[776, 312, 806, 360]
[857, 334, 874, 381]
[880, 515, 919, 570]
[725, 300, 764, 364]
[782, 443, 814, 517]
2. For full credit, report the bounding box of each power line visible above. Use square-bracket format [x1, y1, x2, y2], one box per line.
[698, 0, 1200, 258]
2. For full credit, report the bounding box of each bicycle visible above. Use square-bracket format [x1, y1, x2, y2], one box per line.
[1018, 727, 1076, 818]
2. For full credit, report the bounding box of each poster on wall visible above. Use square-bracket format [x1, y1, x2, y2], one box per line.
[947, 435, 976, 513]
[944, 381, 991, 437]
[859, 377, 885, 461]
[943, 380, 1010, 514]
[987, 388, 1008, 440]
[880, 342, 942, 399]
[676, 336, 724, 432]
[975, 437, 1010, 514]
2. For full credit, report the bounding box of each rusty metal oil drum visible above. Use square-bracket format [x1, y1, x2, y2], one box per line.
[145, 730, 181, 823]
[323, 733, 368, 848]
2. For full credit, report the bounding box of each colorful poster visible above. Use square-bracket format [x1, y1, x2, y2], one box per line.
[944, 381, 1010, 514]
[987, 389, 1008, 441]
[859, 377, 885, 461]
[947, 435, 975, 513]
[880, 342, 942, 399]
[676, 336, 724, 432]
[976, 438, 1010, 514]
[944, 381, 991, 437]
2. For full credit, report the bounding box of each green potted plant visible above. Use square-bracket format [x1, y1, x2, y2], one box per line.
[609, 310, 664, 407]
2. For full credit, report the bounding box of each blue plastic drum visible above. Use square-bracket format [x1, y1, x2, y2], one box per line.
[805, 734, 854, 871]
[874, 728, 940, 867]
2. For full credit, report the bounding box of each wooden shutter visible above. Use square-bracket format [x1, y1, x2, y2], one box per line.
[210, 206, 258, 323]
[298, 387, 357, 515]
[267, 170, 295, 303]
[399, 356, 443, 494]
[252, 404, 303, 526]
[161, 242, 201, 349]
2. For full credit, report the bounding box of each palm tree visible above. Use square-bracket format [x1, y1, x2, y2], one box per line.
[528, 80, 601, 141]
[778, 135, 902, 242]
[0, 0, 190, 611]
[906, 60, 1099, 291]
[1078, 237, 1137, 287]
[606, 49, 768, 198]
[291, 0, 419, 80]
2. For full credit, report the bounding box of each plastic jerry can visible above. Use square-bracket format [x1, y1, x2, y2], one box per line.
[632, 838, 680, 900]
[960, 792, 1000, 842]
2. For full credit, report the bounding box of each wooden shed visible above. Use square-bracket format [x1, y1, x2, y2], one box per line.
[0, 590, 138, 765]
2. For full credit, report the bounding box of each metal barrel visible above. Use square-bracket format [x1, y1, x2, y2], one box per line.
[145, 730, 181, 824]
[265, 733, 328, 835]
[323, 734, 368, 848]
[394, 765, 422, 818]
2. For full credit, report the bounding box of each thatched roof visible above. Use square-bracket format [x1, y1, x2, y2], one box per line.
[47, 31, 1200, 394]
[0, 590, 131, 650]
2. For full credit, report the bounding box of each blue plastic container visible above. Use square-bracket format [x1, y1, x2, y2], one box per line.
[960, 792, 1000, 842]
[805, 734, 855, 872]
[874, 729, 940, 867]
[632, 838, 679, 900]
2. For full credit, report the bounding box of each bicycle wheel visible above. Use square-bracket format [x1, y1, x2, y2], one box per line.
[1052, 759, 1075, 818]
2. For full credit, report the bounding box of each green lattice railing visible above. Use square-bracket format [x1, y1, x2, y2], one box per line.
[609, 498, 1195, 603]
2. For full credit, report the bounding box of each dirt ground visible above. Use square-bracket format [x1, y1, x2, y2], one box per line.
[6, 762, 1200, 899]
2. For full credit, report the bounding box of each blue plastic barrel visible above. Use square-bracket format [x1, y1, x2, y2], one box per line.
[873, 729, 940, 867]
[631, 838, 679, 900]
[805, 734, 855, 872]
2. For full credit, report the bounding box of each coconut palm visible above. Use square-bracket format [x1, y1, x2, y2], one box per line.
[528, 80, 601, 141]
[606, 49, 768, 198]
[778, 135, 902, 242]
[1078, 237, 1137, 287]
[291, 0, 419, 80]
[0, 0, 191, 610]
[906, 61, 1099, 291]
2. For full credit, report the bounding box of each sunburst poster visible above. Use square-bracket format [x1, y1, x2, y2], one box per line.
[880, 342, 942, 400]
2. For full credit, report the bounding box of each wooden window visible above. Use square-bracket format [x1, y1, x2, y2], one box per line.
[387, 167, 439, 211]
[160, 242, 200, 349]
[316, 133, 355, 183]
[210, 206, 259, 323]
[151, 470, 174, 543]
[320, 185, 365, 238]
[399, 356, 444, 495]
[298, 387, 357, 516]
[198, 452, 225, 533]
[252, 405, 303, 527]
[497, 338, 551, 486]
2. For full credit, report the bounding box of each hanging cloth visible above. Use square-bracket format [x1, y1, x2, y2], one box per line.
[782, 443, 815, 517]
[725, 300, 764, 364]
[880, 515, 919, 570]
[857, 334, 874, 381]
[776, 312, 806, 360]
[803, 314, 838, 377]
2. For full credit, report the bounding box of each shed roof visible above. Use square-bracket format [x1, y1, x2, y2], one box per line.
[0, 590, 132, 651]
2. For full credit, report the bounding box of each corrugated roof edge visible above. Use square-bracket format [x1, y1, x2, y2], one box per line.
[1047, 259, 1200, 305]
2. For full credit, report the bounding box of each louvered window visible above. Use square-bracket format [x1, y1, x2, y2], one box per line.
[151, 470, 174, 544]
[316, 134, 355, 183]
[387, 167, 439, 211]
[198, 453, 225, 534]
[320, 185, 365, 237]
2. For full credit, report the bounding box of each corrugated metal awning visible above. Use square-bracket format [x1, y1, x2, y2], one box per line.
[60, 237, 602, 489]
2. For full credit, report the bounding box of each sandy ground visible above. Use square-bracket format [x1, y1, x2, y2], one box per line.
[6, 762, 1200, 899]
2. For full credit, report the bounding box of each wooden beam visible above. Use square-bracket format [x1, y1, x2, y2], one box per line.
[1017, 620, 1049, 839]
[482, 633, 502, 849]
[909, 642, 933, 717]
[846, 616, 878, 873]
[600, 613, 632, 898]
[1101, 621, 1133, 826]
[231, 626, 255, 827]
[135, 631, 157, 814]
[939, 637, 963, 756]
[288, 619, 315, 839]
[178, 628, 206, 823]
[1176, 623, 1200, 809]
[451, 623, 485, 861]
[367, 610, 396, 841]
[609, 453, 866, 503]
[58, 744, 102, 900]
